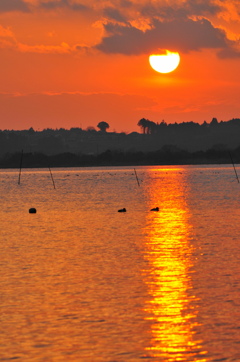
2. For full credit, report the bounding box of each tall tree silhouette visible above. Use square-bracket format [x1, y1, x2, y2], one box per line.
[137, 118, 151, 134]
[148, 120, 157, 134]
[97, 121, 110, 132]
[210, 117, 218, 127]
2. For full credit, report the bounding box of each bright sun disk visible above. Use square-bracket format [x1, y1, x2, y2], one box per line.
[149, 50, 180, 74]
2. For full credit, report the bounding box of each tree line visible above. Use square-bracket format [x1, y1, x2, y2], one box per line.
[137, 117, 239, 134]
[0, 117, 240, 163]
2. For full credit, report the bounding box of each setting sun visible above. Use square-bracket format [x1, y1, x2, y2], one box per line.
[149, 50, 180, 74]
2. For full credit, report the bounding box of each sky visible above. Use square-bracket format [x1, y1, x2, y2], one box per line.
[0, 0, 239, 132]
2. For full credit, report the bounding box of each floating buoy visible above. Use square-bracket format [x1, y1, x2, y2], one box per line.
[150, 207, 159, 211]
[29, 208, 37, 214]
[118, 208, 126, 212]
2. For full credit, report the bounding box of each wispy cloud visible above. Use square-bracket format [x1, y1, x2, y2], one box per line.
[18, 41, 74, 53]
[0, 24, 75, 53]
[0, 25, 17, 49]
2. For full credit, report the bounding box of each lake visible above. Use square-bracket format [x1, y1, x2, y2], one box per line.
[1, 165, 240, 361]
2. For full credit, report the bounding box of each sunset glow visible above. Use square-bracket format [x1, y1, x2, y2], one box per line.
[0, 1, 239, 132]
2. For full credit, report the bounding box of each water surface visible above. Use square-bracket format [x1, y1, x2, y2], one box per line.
[1, 165, 240, 361]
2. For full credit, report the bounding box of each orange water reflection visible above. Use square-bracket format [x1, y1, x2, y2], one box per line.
[142, 168, 208, 361]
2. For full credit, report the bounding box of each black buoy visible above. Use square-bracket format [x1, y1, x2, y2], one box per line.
[150, 207, 159, 211]
[29, 208, 37, 214]
[118, 208, 126, 212]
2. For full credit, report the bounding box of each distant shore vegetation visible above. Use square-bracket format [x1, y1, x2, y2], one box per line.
[1, 117, 240, 168]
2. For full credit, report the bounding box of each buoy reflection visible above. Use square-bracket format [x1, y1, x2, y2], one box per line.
[142, 168, 208, 361]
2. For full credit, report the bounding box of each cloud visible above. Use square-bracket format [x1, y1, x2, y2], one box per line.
[0, 25, 17, 49]
[217, 46, 240, 59]
[95, 17, 240, 57]
[71, 2, 88, 11]
[94, 1, 239, 58]
[0, 25, 80, 54]
[18, 41, 74, 53]
[0, 26, 15, 39]
[99, 0, 222, 23]
[149, 0, 222, 19]
[39, 0, 88, 11]
[186, 0, 221, 16]
[103, 7, 127, 23]
[119, 0, 132, 8]
[0, 0, 30, 12]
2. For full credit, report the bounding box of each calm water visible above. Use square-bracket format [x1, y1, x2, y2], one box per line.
[1, 165, 240, 361]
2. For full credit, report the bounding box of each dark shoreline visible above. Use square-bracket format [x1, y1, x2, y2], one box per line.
[0, 149, 238, 169]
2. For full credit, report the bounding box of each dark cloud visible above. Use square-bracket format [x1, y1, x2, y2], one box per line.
[40, 1, 59, 9]
[96, 23, 143, 55]
[103, 7, 127, 23]
[72, 3, 88, 11]
[0, 0, 30, 13]
[141, 1, 221, 21]
[142, 0, 221, 18]
[95, 17, 239, 58]
[40, 0, 88, 11]
[187, 0, 221, 15]
[217, 47, 240, 59]
[142, 5, 188, 21]
[119, 0, 132, 8]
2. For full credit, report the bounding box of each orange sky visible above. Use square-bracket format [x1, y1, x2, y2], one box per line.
[0, 0, 239, 132]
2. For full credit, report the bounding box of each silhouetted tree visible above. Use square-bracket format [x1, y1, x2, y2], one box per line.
[28, 127, 35, 135]
[86, 126, 96, 132]
[97, 121, 109, 132]
[210, 117, 218, 127]
[138, 118, 151, 134]
[148, 121, 157, 134]
[160, 120, 167, 127]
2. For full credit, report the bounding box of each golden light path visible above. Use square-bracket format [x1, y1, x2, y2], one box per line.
[149, 50, 180, 73]
[142, 168, 209, 361]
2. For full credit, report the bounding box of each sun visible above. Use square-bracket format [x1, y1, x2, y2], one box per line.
[149, 50, 180, 74]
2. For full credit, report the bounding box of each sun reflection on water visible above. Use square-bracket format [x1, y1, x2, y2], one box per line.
[142, 168, 209, 361]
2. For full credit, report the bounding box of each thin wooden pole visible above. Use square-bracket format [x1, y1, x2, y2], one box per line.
[134, 168, 140, 187]
[229, 152, 239, 183]
[48, 166, 56, 189]
[18, 149, 23, 185]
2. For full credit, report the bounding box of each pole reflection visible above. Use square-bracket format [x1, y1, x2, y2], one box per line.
[142, 168, 208, 361]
